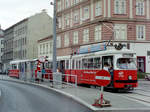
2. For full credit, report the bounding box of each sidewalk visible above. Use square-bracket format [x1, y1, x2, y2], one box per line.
[1, 75, 150, 111]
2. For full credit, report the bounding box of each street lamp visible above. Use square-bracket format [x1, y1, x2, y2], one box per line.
[51, 0, 57, 73]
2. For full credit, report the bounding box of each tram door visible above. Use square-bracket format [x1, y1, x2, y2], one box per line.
[102, 56, 113, 69]
[60, 60, 65, 74]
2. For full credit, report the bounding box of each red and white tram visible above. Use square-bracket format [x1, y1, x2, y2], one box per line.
[58, 44, 138, 90]
[8, 43, 138, 90]
[8, 57, 52, 80]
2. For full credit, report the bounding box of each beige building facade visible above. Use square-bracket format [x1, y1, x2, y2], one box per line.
[13, 10, 53, 60]
[37, 35, 53, 60]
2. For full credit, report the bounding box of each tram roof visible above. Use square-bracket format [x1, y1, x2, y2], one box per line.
[10, 59, 30, 64]
[72, 48, 136, 58]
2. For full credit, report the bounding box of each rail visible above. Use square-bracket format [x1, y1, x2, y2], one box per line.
[17, 72, 78, 88]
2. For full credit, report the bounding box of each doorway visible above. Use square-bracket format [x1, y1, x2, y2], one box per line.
[137, 56, 146, 73]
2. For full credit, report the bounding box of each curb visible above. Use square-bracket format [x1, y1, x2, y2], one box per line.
[0, 89, 1, 99]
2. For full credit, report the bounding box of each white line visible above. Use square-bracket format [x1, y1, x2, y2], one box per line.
[95, 76, 111, 80]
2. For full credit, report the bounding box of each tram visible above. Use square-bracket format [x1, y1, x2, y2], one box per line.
[8, 57, 52, 80]
[9, 59, 30, 78]
[58, 43, 138, 90]
[8, 43, 138, 90]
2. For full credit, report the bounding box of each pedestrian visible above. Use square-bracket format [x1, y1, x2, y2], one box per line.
[103, 62, 110, 71]
[41, 65, 46, 82]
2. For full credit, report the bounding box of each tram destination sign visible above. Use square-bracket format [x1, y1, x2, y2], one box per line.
[95, 70, 111, 87]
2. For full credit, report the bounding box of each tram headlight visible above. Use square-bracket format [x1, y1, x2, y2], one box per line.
[128, 75, 132, 80]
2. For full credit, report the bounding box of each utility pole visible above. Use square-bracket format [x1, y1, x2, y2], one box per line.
[52, 0, 57, 73]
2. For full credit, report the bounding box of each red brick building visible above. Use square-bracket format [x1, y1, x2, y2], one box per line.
[56, 0, 150, 73]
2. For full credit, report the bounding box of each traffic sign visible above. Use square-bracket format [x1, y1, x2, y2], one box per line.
[95, 70, 111, 87]
[39, 56, 46, 62]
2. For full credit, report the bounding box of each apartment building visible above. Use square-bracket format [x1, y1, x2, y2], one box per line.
[0, 25, 4, 73]
[3, 10, 53, 72]
[38, 35, 53, 59]
[56, 0, 150, 73]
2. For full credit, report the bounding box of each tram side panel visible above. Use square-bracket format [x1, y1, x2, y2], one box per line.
[113, 70, 138, 89]
[8, 69, 20, 78]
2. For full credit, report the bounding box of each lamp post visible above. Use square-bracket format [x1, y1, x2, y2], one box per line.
[52, 0, 57, 73]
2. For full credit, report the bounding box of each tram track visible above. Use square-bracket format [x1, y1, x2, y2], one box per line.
[118, 90, 150, 106]
[123, 94, 150, 104]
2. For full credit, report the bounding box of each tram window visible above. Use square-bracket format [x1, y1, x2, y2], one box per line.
[82, 58, 88, 69]
[65, 60, 69, 69]
[79, 60, 81, 69]
[76, 60, 79, 69]
[117, 58, 136, 70]
[102, 56, 113, 68]
[88, 58, 93, 69]
[94, 57, 101, 69]
[72, 60, 75, 69]
[12, 64, 17, 69]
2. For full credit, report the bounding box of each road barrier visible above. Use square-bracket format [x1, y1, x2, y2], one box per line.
[16, 72, 77, 88]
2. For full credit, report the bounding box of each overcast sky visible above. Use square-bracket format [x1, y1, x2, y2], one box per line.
[0, 0, 54, 30]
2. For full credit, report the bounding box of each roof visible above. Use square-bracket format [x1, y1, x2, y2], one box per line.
[4, 18, 28, 31]
[38, 35, 53, 43]
[10, 59, 30, 64]
[73, 48, 136, 59]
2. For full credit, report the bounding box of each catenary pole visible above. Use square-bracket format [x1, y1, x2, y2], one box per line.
[52, 0, 57, 73]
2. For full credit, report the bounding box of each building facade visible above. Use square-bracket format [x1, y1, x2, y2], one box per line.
[2, 26, 14, 73]
[56, 0, 150, 73]
[0, 25, 4, 73]
[37, 35, 53, 59]
[3, 10, 53, 72]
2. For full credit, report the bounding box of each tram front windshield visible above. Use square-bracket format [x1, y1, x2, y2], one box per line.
[117, 58, 136, 70]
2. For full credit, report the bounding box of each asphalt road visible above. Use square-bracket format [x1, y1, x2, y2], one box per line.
[0, 80, 92, 112]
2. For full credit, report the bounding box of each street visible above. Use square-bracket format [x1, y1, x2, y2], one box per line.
[122, 80, 150, 105]
[0, 80, 92, 112]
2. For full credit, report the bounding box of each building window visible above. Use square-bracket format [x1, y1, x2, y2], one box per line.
[65, 14, 70, 27]
[136, 0, 145, 16]
[1, 48, 4, 52]
[114, 0, 126, 14]
[57, 36, 61, 48]
[46, 43, 48, 54]
[95, 0, 102, 16]
[94, 25, 101, 41]
[74, 0, 79, 4]
[43, 44, 45, 54]
[50, 41, 53, 54]
[64, 33, 69, 47]
[73, 31, 78, 45]
[58, 17, 62, 28]
[40, 44, 42, 54]
[1, 40, 4, 44]
[114, 24, 127, 40]
[83, 5, 89, 20]
[74, 10, 79, 23]
[136, 25, 145, 40]
[57, 0, 61, 12]
[83, 28, 89, 43]
[65, 0, 69, 8]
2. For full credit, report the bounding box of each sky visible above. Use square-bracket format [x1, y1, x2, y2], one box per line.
[0, 0, 54, 30]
